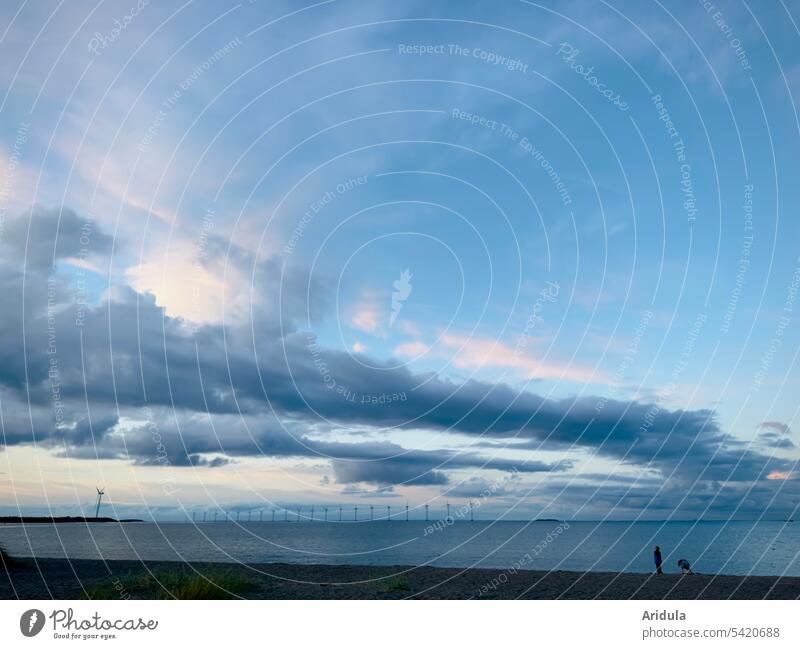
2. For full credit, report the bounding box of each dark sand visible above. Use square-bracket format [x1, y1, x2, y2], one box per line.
[3, 558, 800, 599]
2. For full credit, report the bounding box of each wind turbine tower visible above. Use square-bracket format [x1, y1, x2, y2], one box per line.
[94, 487, 105, 519]
[425, 504, 429, 521]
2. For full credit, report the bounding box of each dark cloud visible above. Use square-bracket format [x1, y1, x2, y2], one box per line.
[0, 208, 796, 510]
[1, 206, 113, 270]
[759, 421, 792, 435]
[757, 428, 795, 450]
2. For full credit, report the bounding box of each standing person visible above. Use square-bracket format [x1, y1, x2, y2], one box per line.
[677, 558, 694, 574]
[654, 546, 663, 574]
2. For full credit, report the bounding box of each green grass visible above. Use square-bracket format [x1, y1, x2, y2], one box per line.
[379, 575, 411, 593]
[82, 568, 260, 600]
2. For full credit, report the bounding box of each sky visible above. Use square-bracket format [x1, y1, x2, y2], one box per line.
[0, 0, 799, 521]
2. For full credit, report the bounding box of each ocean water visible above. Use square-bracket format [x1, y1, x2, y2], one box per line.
[1, 520, 798, 577]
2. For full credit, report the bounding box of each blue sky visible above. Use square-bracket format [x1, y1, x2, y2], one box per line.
[1, 0, 799, 521]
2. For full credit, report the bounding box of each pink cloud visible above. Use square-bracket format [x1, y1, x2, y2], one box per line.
[394, 341, 431, 357]
[351, 303, 383, 335]
[440, 333, 601, 383]
[767, 471, 795, 481]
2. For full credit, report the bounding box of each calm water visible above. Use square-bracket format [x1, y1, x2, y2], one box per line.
[1, 520, 799, 576]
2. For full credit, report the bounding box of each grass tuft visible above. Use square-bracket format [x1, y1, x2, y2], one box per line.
[379, 575, 411, 593]
[82, 568, 259, 600]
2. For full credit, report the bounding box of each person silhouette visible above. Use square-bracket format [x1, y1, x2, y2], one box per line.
[654, 546, 663, 574]
[677, 558, 694, 574]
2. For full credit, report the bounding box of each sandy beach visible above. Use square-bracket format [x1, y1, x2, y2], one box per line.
[3, 557, 799, 599]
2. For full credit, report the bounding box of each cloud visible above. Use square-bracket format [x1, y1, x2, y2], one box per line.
[0, 208, 794, 507]
[756, 422, 795, 450]
[393, 341, 430, 357]
[1, 206, 113, 271]
[759, 421, 792, 435]
[351, 302, 384, 336]
[439, 332, 601, 383]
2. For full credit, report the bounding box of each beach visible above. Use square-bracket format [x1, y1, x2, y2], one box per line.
[3, 558, 799, 599]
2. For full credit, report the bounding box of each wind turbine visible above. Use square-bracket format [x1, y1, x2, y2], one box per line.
[446, 502, 451, 520]
[406, 503, 409, 521]
[425, 504, 429, 521]
[310, 506, 315, 521]
[339, 506, 342, 522]
[94, 487, 105, 519]
[387, 505, 391, 521]
[370, 505, 374, 521]
[324, 506, 328, 522]
[470, 500, 474, 522]
[354, 506, 358, 521]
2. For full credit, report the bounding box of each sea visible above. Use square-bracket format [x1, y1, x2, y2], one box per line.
[1, 520, 798, 576]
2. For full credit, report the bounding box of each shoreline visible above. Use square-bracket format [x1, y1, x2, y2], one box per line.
[3, 557, 800, 599]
